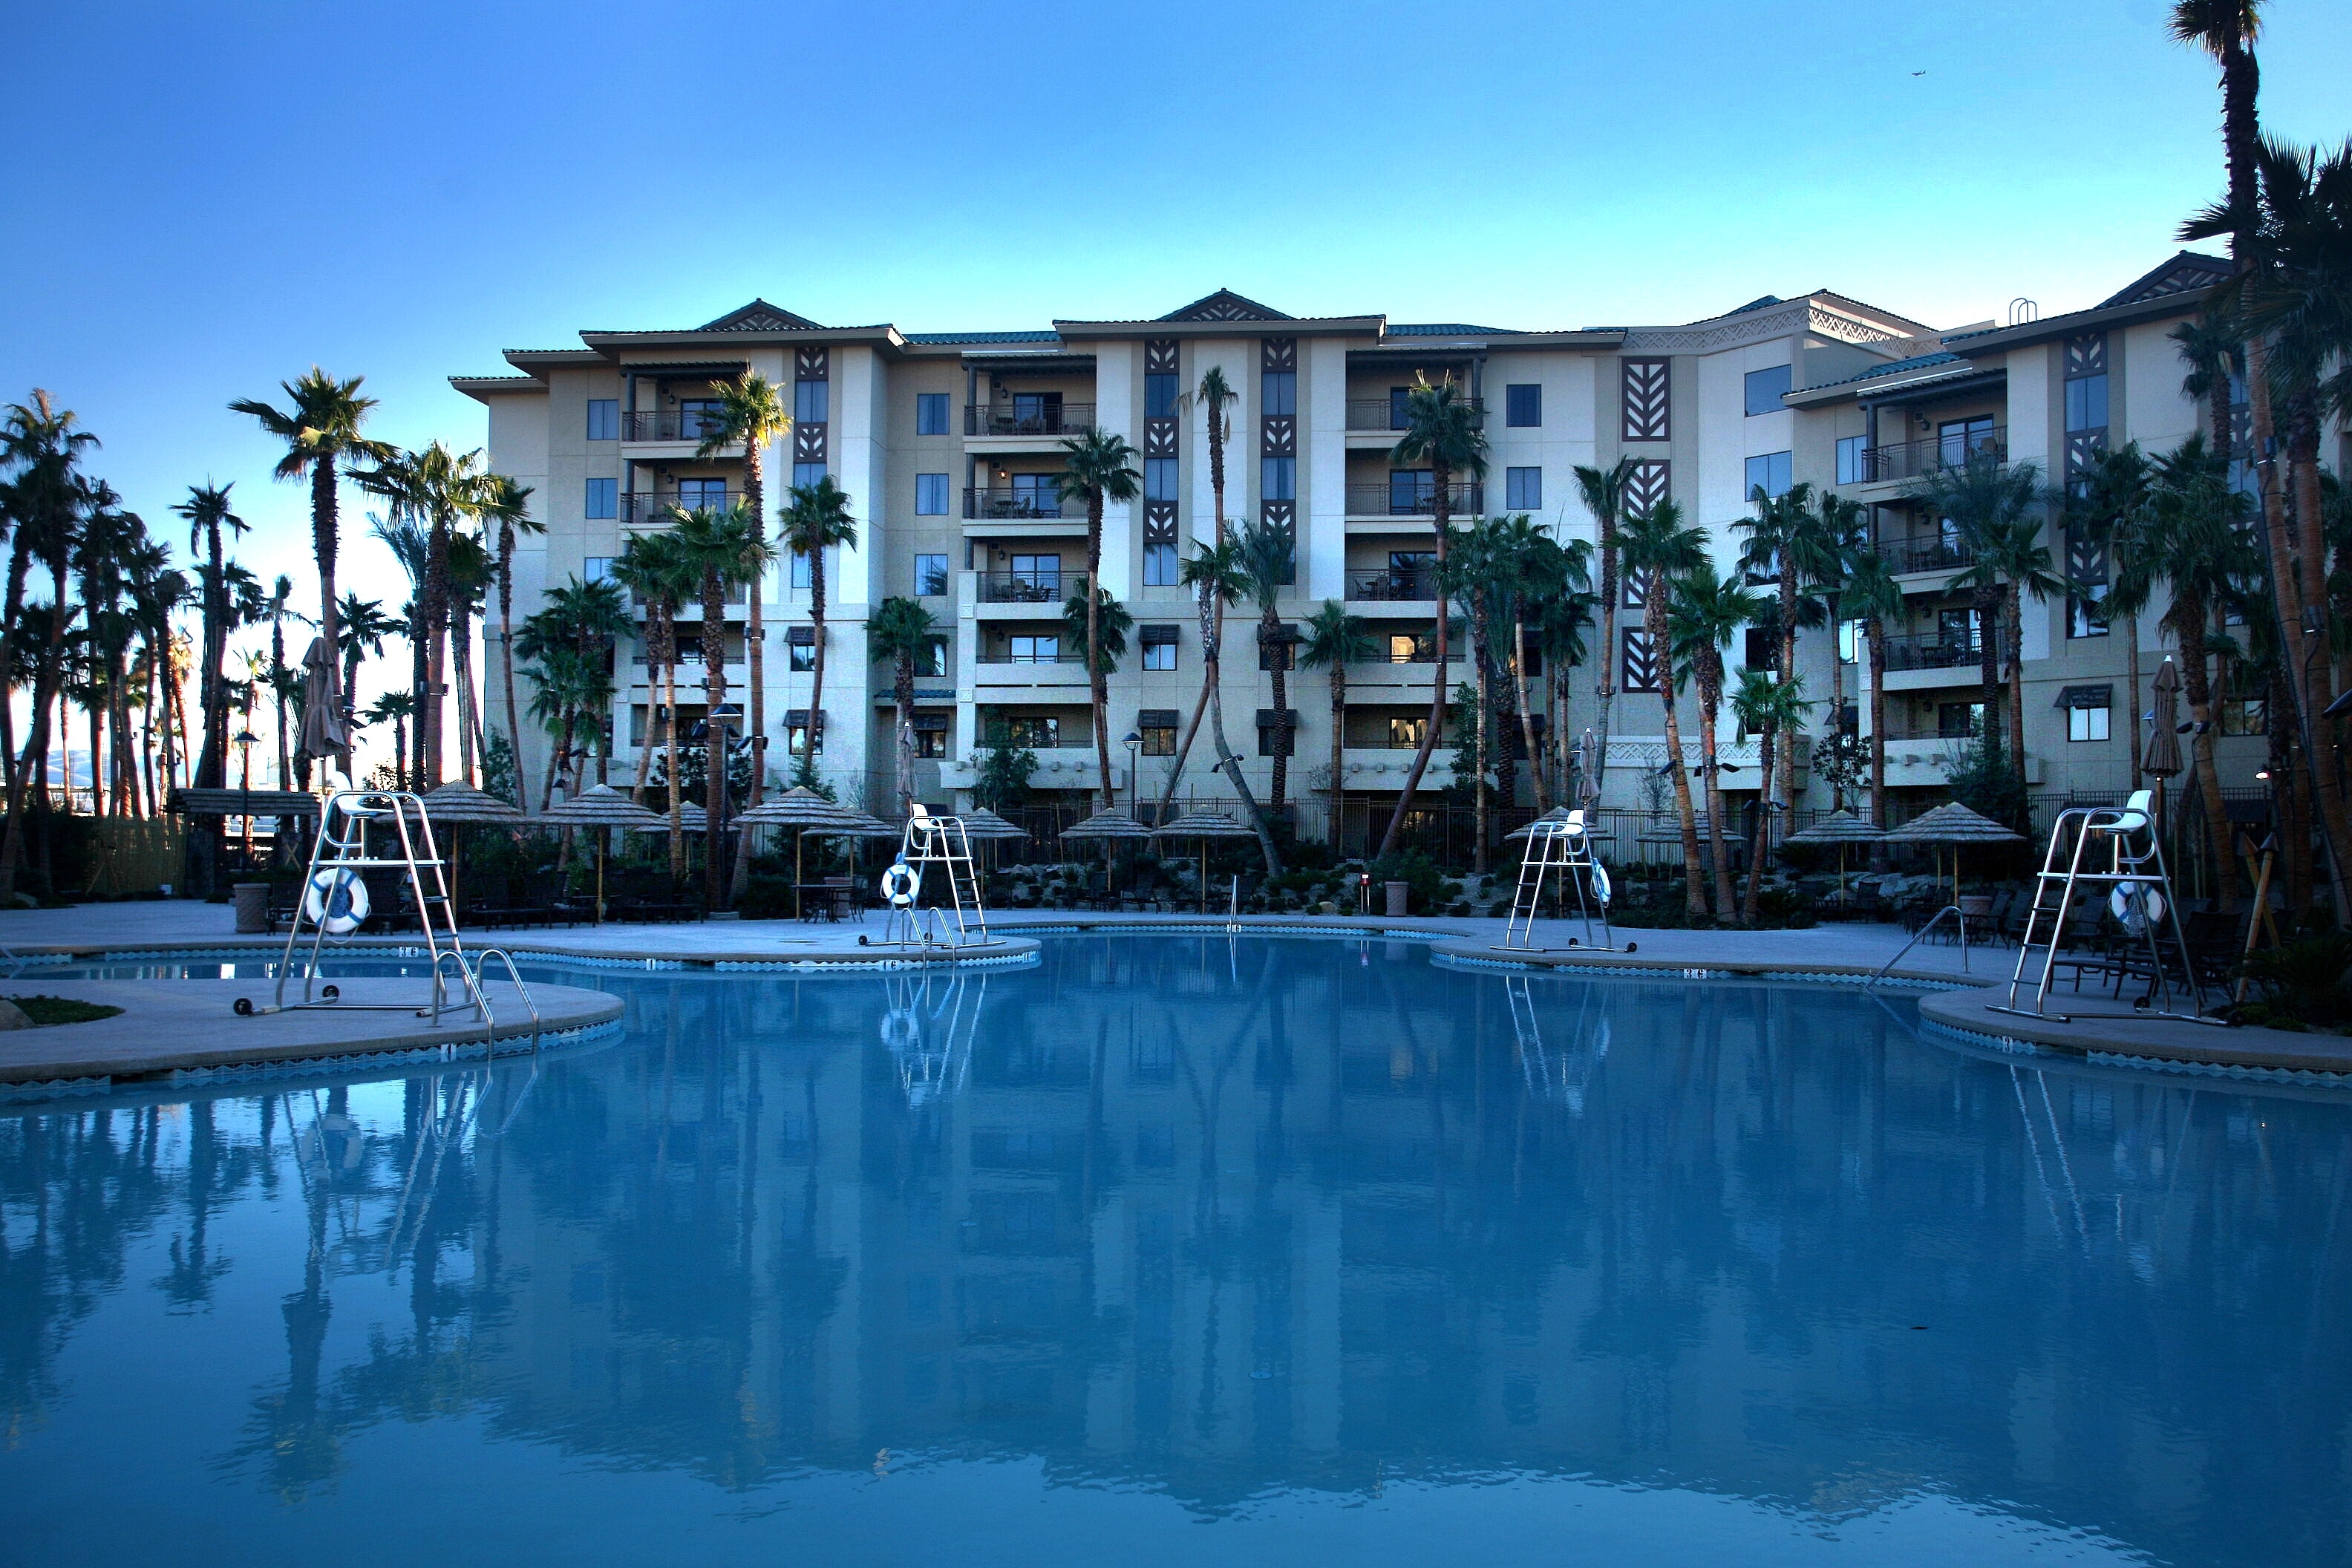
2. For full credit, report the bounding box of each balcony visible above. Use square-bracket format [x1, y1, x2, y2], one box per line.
[980, 646, 1088, 664]
[619, 491, 732, 526]
[1345, 481, 1483, 518]
[1345, 399, 1482, 433]
[1878, 632, 1990, 673]
[1852, 425, 2007, 486]
[621, 410, 731, 444]
[965, 403, 1095, 438]
[965, 487, 1068, 520]
[1874, 535, 1978, 577]
[1345, 569, 1439, 601]
[976, 570, 1087, 604]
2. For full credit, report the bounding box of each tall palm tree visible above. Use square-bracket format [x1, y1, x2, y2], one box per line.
[368, 509, 431, 783]
[1734, 481, 1829, 823]
[1731, 668, 1812, 923]
[357, 441, 491, 785]
[1172, 538, 1278, 872]
[477, 475, 542, 808]
[1617, 499, 1710, 915]
[1053, 430, 1142, 811]
[2115, 435, 2263, 909]
[227, 369, 393, 759]
[1532, 540, 1598, 809]
[1378, 376, 1489, 860]
[1913, 454, 2054, 791]
[0, 393, 98, 896]
[263, 575, 307, 791]
[699, 371, 791, 808]
[1810, 491, 1866, 806]
[610, 531, 693, 883]
[334, 595, 397, 729]
[1840, 546, 1902, 838]
[775, 475, 859, 789]
[169, 481, 246, 806]
[1670, 558, 1766, 920]
[2069, 442, 2155, 789]
[868, 595, 938, 820]
[1232, 516, 1298, 814]
[1298, 600, 1373, 833]
[1438, 517, 1501, 870]
[1162, 368, 1241, 810]
[448, 531, 493, 784]
[1573, 457, 1638, 779]
[2170, 313, 2245, 461]
[360, 692, 416, 791]
[2169, 1, 2266, 261]
[1486, 514, 1564, 814]
[668, 503, 773, 909]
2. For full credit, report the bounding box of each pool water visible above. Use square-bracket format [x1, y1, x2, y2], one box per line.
[2, 935, 2347, 1567]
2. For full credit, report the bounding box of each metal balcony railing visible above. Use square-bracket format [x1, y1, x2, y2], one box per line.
[622, 410, 732, 443]
[980, 648, 1089, 664]
[1344, 481, 1484, 517]
[1878, 630, 1993, 673]
[1854, 425, 2007, 485]
[1345, 398, 1483, 432]
[1874, 535, 1979, 576]
[976, 570, 1086, 604]
[964, 403, 1095, 437]
[619, 491, 734, 526]
[964, 486, 1068, 520]
[1345, 569, 1439, 601]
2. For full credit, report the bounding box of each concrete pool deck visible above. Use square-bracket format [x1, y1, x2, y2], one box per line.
[0, 901, 2336, 1086]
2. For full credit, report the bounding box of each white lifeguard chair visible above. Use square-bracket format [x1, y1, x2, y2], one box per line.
[879, 804, 990, 950]
[1993, 788, 2214, 1025]
[1497, 810, 1634, 953]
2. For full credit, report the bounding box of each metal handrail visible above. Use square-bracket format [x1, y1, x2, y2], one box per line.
[964, 403, 1096, 437]
[1345, 569, 1439, 601]
[1343, 481, 1484, 517]
[964, 487, 1068, 520]
[472, 947, 543, 1054]
[976, 570, 1086, 603]
[1345, 398, 1483, 431]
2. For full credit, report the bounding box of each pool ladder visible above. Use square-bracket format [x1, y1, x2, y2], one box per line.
[425, 946, 543, 1057]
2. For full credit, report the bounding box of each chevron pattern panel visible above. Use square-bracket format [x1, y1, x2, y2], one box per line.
[2064, 334, 2106, 378]
[1621, 359, 1671, 442]
[1145, 339, 1179, 375]
[1621, 627, 1659, 693]
[1623, 458, 1670, 520]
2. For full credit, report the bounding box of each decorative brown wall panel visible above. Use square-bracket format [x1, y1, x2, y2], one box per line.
[1621, 359, 1671, 442]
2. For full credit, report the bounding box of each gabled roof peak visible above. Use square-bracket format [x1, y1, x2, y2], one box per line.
[699, 298, 825, 333]
[2097, 251, 2232, 310]
[1158, 288, 1292, 323]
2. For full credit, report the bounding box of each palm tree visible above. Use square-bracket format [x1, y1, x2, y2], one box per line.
[227, 369, 394, 755]
[1054, 430, 1142, 811]
[1912, 454, 2054, 793]
[477, 475, 542, 808]
[1731, 668, 1812, 923]
[1378, 376, 1489, 860]
[775, 476, 859, 789]
[0, 392, 98, 896]
[668, 503, 773, 909]
[1840, 546, 1903, 840]
[334, 595, 397, 728]
[1532, 540, 1598, 808]
[368, 509, 431, 783]
[1670, 559, 1766, 920]
[2170, 313, 2244, 461]
[2116, 435, 2263, 909]
[1617, 499, 1710, 915]
[169, 481, 246, 806]
[1734, 480, 1832, 823]
[1298, 600, 1373, 832]
[1573, 457, 1638, 777]
[448, 531, 493, 784]
[1486, 514, 1564, 814]
[868, 595, 938, 820]
[610, 531, 693, 883]
[514, 575, 630, 808]
[263, 575, 308, 791]
[1438, 517, 1501, 870]
[356, 441, 491, 785]
[2169, 1, 2266, 263]
[1161, 368, 1241, 809]
[2068, 442, 2155, 789]
[699, 371, 791, 807]
[359, 692, 416, 790]
[1811, 491, 1866, 806]
[1159, 537, 1240, 811]
[1232, 515, 1298, 814]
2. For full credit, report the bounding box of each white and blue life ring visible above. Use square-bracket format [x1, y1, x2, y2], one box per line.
[1590, 863, 1613, 906]
[304, 868, 370, 935]
[880, 858, 921, 909]
[2110, 880, 2166, 935]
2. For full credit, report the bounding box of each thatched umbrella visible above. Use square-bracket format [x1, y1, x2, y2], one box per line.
[631, 800, 709, 834]
[956, 807, 1030, 842]
[419, 781, 525, 921]
[1782, 807, 1886, 898]
[1881, 800, 2026, 906]
[1062, 806, 1154, 898]
[1153, 810, 1257, 913]
[735, 786, 859, 915]
[539, 784, 662, 922]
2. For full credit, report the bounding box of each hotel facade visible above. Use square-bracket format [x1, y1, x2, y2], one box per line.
[453, 253, 2284, 829]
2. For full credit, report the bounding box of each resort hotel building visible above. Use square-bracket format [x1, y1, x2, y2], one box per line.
[453, 253, 2284, 830]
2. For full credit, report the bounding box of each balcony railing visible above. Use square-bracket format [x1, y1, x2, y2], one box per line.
[622, 410, 731, 443]
[965, 403, 1095, 438]
[1874, 535, 1979, 576]
[1346, 569, 1439, 601]
[1368, 650, 1459, 665]
[1346, 399, 1482, 432]
[980, 649, 1089, 664]
[1344, 481, 1483, 517]
[976, 570, 1086, 604]
[1878, 631, 1993, 673]
[620, 491, 733, 526]
[1853, 425, 2008, 485]
[965, 487, 1068, 520]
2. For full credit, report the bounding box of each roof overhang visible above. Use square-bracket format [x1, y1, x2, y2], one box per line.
[1051, 315, 1386, 342]
[449, 375, 543, 403]
[1945, 285, 2217, 358]
[1786, 365, 2006, 411]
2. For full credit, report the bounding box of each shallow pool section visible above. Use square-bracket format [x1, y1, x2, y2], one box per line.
[3, 935, 2346, 1567]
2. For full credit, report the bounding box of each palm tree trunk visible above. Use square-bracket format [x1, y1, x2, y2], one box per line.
[1266, 610, 1290, 815]
[272, 612, 290, 791]
[2124, 610, 2143, 792]
[498, 526, 528, 810]
[895, 652, 917, 817]
[0, 527, 33, 806]
[2003, 587, 2028, 801]
[1330, 662, 1348, 837]
[1825, 592, 1845, 810]
[664, 644, 684, 889]
[454, 600, 478, 785]
[1378, 466, 1451, 860]
[1866, 618, 1889, 859]
[311, 455, 342, 735]
[702, 575, 728, 911]
[742, 440, 768, 813]
[1470, 596, 1491, 875]
[1088, 495, 1113, 811]
[1697, 667, 1737, 921]
[421, 520, 452, 787]
[2175, 612, 2236, 915]
[1743, 728, 1775, 924]
[1595, 520, 1618, 792]
[1206, 667, 1280, 875]
[1651, 595, 1704, 916]
[1513, 616, 1548, 813]
[1777, 564, 1798, 821]
[1155, 581, 1219, 824]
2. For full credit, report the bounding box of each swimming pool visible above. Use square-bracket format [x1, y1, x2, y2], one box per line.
[2, 934, 2344, 1567]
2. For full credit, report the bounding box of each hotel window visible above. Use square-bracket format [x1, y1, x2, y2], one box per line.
[1388, 631, 1435, 664]
[915, 474, 948, 515]
[1007, 635, 1059, 664]
[1389, 468, 1436, 512]
[794, 379, 828, 424]
[792, 462, 826, 490]
[1388, 386, 1413, 430]
[920, 636, 948, 677]
[1261, 456, 1296, 503]
[1836, 434, 1869, 486]
[1140, 624, 1179, 670]
[1145, 370, 1178, 419]
[785, 711, 825, 754]
[1255, 710, 1296, 757]
[1144, 457, 1178, 503]
[2221, 697, 2267, 736]
[1506, 384, 1542, 427]
[1261, 368, 1296, 417]
[1937, 702, 1984, 739]
[1744, 451, 1792, 500]
[586, 399, 618, 440]
[1143, 540, 1178, 587]
[1386, 715, 1427, 749]
[1506, 466, 1542, 510]
[677, 477, 728, 512]
[789, 549, 813, 591]
[2068, 705, 2111, 742]
[912, 712, 950, 758]
[1008, 553, 1060, 592]
[584, 477, 616, 520]
[1009, 473, 1058, 515]
[1258, 627, 1296, 672]
[583, 557, 613, 584]
[915, 392, 949, 435]
[1001, 716, 1059, 749]
[1744, 364, 1793, 416]
[1838, 619, 1861, 664]
[676, 398, 725, 440]
[913, 554, 949, 597]
[1743, 627, 1776, 673]
[787, 625, 816, 672]
[1138, 710, 1179, 756]
[2065, 374, 2108, 436]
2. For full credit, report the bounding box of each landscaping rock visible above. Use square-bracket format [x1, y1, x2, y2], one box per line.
[0, 1000, 31, 1030]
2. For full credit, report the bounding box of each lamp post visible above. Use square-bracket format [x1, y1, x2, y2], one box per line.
[1122, 731, 1141, 817]
[698, 702, 746, 906]
[232, 730, 260, 869]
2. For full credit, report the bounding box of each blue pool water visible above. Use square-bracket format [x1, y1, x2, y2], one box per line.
[2, 935, 2347, 1567]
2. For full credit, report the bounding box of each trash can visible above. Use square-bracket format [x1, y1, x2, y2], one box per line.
[1384, 881, 1409, 917]
[233, 882, 272, 935]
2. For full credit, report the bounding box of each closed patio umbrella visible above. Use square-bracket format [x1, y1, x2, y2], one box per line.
[539, 784, 662, 922]
[293, 635, 351, 780]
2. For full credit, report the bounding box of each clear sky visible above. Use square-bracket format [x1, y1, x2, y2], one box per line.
[3, 0, 2347, 774]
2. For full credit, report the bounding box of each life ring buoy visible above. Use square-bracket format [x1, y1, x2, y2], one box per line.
[304, 868, 370, 935]
[1590, 863, 1613, 906]
[2110, 880, 2166, 935]
[880, 859, 921, 908]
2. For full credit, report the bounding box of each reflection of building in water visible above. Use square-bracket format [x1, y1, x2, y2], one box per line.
[3, 947, 2350, 1565]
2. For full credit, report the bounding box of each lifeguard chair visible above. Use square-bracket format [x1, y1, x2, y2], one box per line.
[1497, 810, 1633, 953]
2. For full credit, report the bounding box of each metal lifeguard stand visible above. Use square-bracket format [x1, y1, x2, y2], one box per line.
[1497, 811, 1632, 953]
[1992, 788, 2212, 1025]
[239, 788, 494, 1027]
[882, 804, 990, 950]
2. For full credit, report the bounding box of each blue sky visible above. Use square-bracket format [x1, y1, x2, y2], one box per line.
[3, 0, 2348, 634]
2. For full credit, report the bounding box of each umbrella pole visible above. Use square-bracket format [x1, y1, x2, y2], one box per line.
[795, 828, 805, 919]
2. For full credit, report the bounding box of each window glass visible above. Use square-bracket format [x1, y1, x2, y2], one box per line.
[1143, 540, 1178, 587]
[1002, 716, 1059, 748]
[584, 477, 616, 520]
[2065, 373, 2108, 432]
[2068, 705, 2111, 742]
[1743, 364, 1793, 416]
[914, 554, 949, 596]
[1261, 370, 1296, 417]
[1388, 387, 1411, 430]
[1145, 373, 1178, 419]
[915, 474, 948, 516]
[920, 636, 948, 677]
[1256, 716, 1293, 757]
[1008, 635, 1059, 663]
[792, 461, 826, 490]
[788, 638, 816, 673]
[1386, 715, 1426, 748]
[1387, 631, 1435, 663]
[582, 556, 612, 584]
[1144, 457, 1179, 503]
[794, 379, 828, 424]
[1008, 473, 1057, 515]
[1140, 724, 1176, 757]
[915, 393, 949, 436]
[790, 549, 812, 591]
[914, 725, 947, 760]
[1838, 619, 1861, 664]
[2222, 697, 2267, 736]
[1140, 627, 1178, 670]
[1836, 434, 1868, 486]
[586, 399, 618, 440]
[676, 398, 725, 440]
[1389, 468, 1434, 513]
[1506, 466, 1542, 510]
[1506, 384, 1542, 427]
[678, 477, 728, 511]
[1743, 451, 1792, 500]
[1008, 554, 1060, 591]
[1938, 702, 1984, 738]
[1261, 456, 1296, 502]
